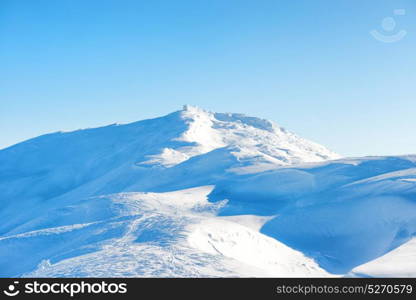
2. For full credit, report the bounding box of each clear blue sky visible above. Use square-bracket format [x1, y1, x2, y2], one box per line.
[1, 0, 415, 156]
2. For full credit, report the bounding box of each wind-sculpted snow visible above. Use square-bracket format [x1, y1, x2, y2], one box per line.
[0, 106, 415, 277]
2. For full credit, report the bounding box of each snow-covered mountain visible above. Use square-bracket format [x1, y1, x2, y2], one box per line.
[1, 106, 415, 277]
[0, 105, 339, 236]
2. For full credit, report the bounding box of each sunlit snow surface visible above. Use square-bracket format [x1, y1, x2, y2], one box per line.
[1, 106, 415, 277]
[352, 238, 416, 277]
[20, 187, 328, 277]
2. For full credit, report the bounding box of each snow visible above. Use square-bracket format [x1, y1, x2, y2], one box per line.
[352, 238, 416, 277]
[0, 105, 339, 237]
[0, 105, 415, 277]
[138, 105, 341, 171]
[14, 186, 329, 277]
[219, 215, 273, 231]
[187, 218, 329, 277]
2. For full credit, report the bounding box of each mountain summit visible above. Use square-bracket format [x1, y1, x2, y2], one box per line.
[139, 105, 340, 170]
[0, 105, 340, 212]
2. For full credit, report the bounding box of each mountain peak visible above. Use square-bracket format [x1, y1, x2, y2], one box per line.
[179, 105, 279, 133]
[140, 106, 341, 171]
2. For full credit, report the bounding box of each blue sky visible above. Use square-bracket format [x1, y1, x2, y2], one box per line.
[1, 0, 415, 156]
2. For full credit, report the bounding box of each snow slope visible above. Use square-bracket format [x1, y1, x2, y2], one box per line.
[187, 218, 328, 277]
[9, 186, 327, 277]
[1, 106, 415, 277]
[351, 238, 416, 277]
[254, 156, 416, 274]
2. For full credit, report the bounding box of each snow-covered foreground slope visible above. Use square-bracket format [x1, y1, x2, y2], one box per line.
[187, 218, 328, 277]
[1, 106, 415, 277]
[351, 238, 416, 277]
[2, 187, 328, 277]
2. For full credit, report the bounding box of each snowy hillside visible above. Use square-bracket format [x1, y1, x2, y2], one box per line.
[18, 186, 328, 277]
[352, 238, 416, 277]
[1, 106, 415, 277]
